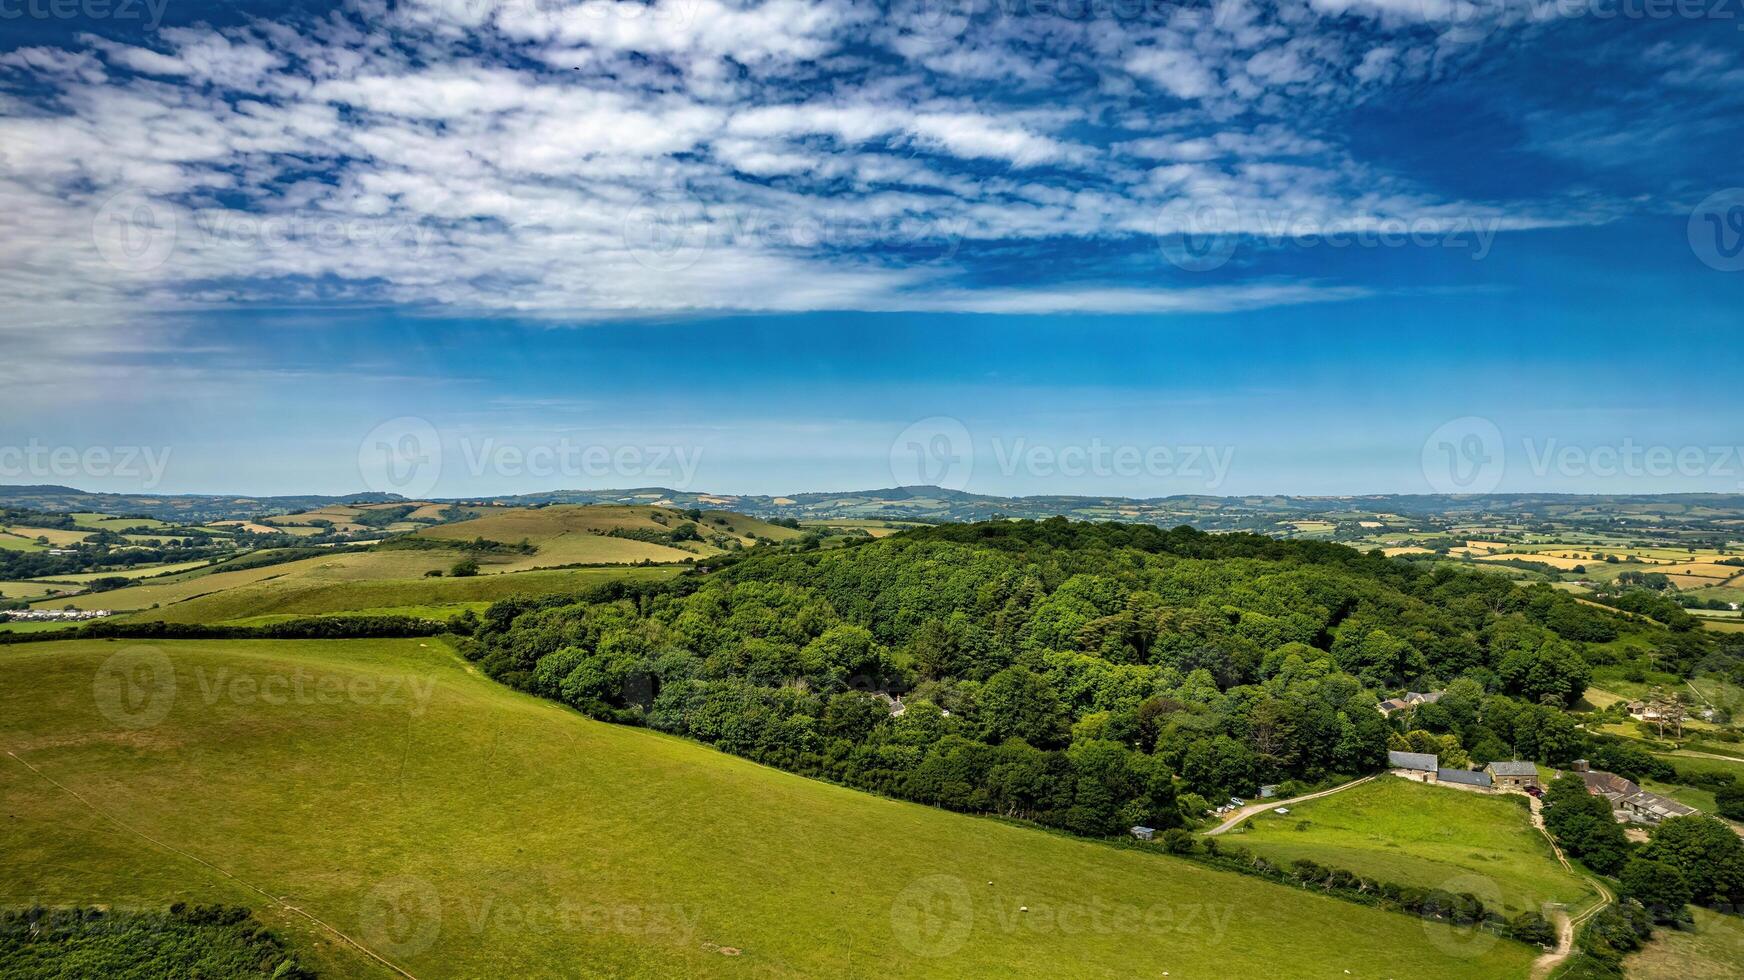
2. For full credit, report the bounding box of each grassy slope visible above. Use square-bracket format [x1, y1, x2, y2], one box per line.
[415, 505, 704, 566]
[1226, 777, 1593, 915]
[31, 551, 472, 613]
[1624, 908, 1744, 979]
[416, 505, 802, 570]
[134, 565, 682, 625]
[0, 638, 1534, 979]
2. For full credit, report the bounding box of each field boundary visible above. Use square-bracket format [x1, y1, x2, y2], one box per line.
[5, 749, 416, 980]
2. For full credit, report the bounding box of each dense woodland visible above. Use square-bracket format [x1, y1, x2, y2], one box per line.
[466, 519, 1739, 839]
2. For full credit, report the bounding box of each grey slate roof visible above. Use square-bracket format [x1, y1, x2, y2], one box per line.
[1486, 761, 1539, 777]
[1388, 750, 1439, 772]
[1438, 768, 1493, 787]
[1622, 791, 1697, 821]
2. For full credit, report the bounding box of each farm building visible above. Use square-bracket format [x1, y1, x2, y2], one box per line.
[1484, 761, 1540, 792]
[1436, 768, 1493, 789]
[1377, 690, 1444, 717]
[1572, 762, 1699, 825]
[1130, 826, 1156, 841]
[1387, 751, 1439, 781]
[1618, 790, 1698, 824]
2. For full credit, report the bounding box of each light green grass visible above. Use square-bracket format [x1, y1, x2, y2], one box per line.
[0, 531, 46, 553]
[1639, 778, 1719, 814]
[1226, 777, 1594, 915]
[1624, 907, 1744, 979]
[68, 512, 172, 532]
[0, 638, 1537, 980]
[0, 581, 80, 600]
[0, 621, 84, 634]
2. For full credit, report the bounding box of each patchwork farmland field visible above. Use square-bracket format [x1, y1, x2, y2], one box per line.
[1224, 777, 1594, 916]
[0, 638, 1537, 979]
[412, 504, 803, 570]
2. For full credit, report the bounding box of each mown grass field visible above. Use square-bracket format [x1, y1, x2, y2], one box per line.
[1624, 908, 1744, 979]
[0, 580, 80, 600]
[0, 638, 1537, 979]
[1225, 777, 1594, 916]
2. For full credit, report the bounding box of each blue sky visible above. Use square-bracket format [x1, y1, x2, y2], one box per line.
[1, 1, 1741, 497]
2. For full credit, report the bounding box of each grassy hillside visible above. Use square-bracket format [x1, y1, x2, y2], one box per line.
[29, 551, 471, 613]
[0, 638, 1536, 979]
[414, 504, 802, 570]
[1225, 777, 1595, 916]
[136, 565, 682, 625]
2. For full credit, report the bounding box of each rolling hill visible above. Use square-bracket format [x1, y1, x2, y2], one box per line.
[0, 637, 1537, 978]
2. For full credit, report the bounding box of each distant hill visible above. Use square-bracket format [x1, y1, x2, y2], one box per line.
[0, 485, 408, 523]
[8, 483, 1744, 536]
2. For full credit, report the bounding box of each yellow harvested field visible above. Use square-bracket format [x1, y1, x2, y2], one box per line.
[1473, 552, 1593, 570]
[208, 521, 287, 535]
[1, 526, 91, 547]
[1382, 546, 1431, 556]
[29, 550, 467, 612]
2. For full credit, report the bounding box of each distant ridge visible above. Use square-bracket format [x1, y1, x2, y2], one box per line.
[8, 482, 1741, 531]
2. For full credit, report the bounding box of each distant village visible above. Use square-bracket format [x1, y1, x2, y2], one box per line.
[0, 609, 112, 623]
[1386, 750, 1697, 826]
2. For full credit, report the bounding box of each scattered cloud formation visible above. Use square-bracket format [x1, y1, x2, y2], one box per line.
[0, 0, 1737, 380]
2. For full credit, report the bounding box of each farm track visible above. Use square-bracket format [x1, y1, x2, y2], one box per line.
[1527, 794, 1613, 979]
[1201, 773, 1379, 836]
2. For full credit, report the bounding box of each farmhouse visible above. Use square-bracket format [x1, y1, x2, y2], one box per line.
[1376, 690, 1445, 718]
[1484, 761, 1540, 792]
[1626, 700, 1664, 721]
[1388, 751, 1439, 781]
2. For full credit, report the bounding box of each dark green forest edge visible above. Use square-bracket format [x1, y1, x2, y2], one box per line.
[464, 518, 1744, 966]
